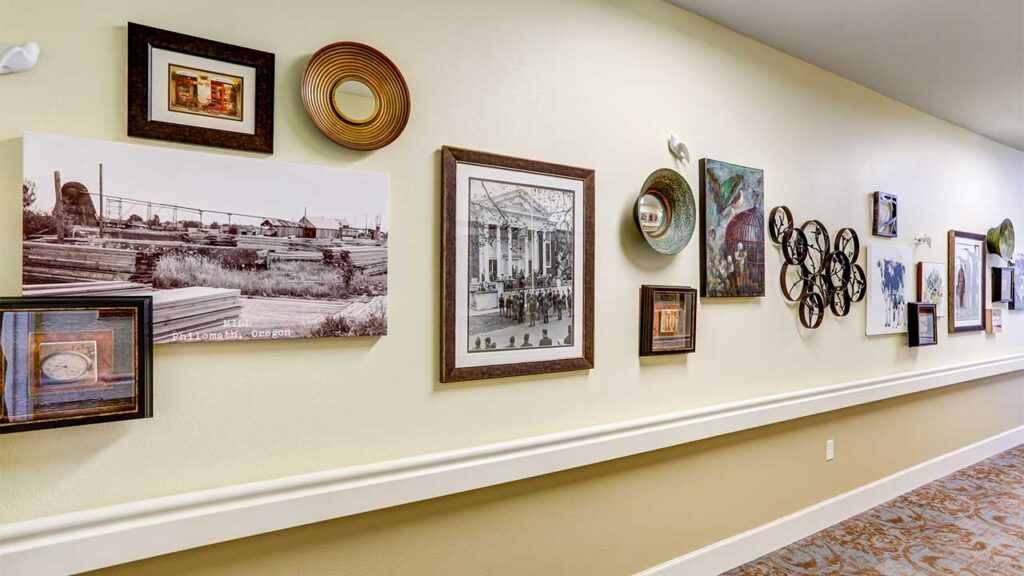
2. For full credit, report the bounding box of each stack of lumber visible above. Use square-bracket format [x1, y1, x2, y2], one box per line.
[323, 246, 387, 275]
[268, 252, 324, 263]
[151, 287, 242, 342]
[23, 241, 156, 284]
[23, 281, 151, 297]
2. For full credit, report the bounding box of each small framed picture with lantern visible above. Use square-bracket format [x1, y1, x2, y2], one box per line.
[640, 285, 697, 356]
[0, 297, 153, 434]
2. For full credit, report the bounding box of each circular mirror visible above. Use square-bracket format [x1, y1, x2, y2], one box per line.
[333, 79, 377, 124]
[637, 190, 670, 237]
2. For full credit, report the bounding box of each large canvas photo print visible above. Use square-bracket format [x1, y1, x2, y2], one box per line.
[22, 132, 388, 344]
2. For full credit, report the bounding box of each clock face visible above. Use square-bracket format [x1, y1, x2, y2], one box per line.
[40, 351, 93, 383]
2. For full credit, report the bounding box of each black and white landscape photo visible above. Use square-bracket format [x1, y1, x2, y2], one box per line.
[22, 132, 388, 344]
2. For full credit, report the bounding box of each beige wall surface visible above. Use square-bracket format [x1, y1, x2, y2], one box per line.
[87, 376, 1024, 576]
[1, 0, 1022, 559]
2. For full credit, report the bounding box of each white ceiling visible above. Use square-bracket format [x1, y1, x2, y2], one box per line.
[667, 0, 1024, 151]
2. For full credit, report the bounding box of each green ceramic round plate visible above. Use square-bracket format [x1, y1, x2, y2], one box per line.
[633, 168, 695, 255]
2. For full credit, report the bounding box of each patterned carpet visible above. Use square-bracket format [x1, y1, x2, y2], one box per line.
[724, 445, 1024, 576]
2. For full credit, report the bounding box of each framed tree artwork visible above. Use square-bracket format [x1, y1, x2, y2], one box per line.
[639, 286, 696, 356]
[916, 262, 946, 317]
[0, 297, 153, 433]
[871, 192, 898, 237]
[699, 159, 765, 298]
[128, 22, 275, 153]
[440, 147, 594, 383]
[948, 230, 986, 332]
[907, 302, 937, 347]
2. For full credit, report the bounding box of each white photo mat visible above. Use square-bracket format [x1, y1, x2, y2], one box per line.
[149, 47, 257, 135]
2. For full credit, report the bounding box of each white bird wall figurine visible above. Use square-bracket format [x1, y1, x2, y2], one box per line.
[0, 42, 40, 75]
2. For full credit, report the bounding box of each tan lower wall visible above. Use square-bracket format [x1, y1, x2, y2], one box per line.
[88, 374, 1023, 576]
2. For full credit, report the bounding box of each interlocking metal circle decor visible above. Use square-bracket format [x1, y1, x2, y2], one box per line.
[770, 205, 865, 329]
[301, 42, 411, 151]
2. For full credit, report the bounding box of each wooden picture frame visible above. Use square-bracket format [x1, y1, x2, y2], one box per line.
[639, 285, 696, 356]
[0, 297, 153, 434]
[991, 267, 1014, 303]
[947, 230, 986, 333]
[871, 191, 898, 237]
[907, 302, 937, 347]
[441, 146, 594, 383]
[128, 22, 275, 153]
[986, 308, 1003, 333]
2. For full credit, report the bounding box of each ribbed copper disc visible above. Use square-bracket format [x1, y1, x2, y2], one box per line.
[301, 42, 410, 151]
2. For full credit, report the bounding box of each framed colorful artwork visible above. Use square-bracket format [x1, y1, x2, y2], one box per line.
[907, 302, 937, 347]
[1011, 255, 1024, 311]
[699, 159, 765, 297]
[916, 261, 946, 318]
[0, 297, 153, 433]
[866, 244, 912, 335]
[871, 191, 898, 237]
[128, 22, 275, 153]
[948, 230, 986, 333]
[639, 285, 696, 356]
[441, 146, 594, 383]
[991, 267, 1014, 303]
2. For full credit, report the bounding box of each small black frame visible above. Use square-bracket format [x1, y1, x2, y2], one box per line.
[871, 191, 898, 238]
[908, 302, 937, 347]
[128, 22, 275, 153]
[640, 285, 697, 356]
[991, 267, 1014, 303]
[0, 296, 153, 434]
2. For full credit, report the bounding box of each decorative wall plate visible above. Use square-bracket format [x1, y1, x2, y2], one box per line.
[301, 42, 410, 151]
[633, 168, 695, 255]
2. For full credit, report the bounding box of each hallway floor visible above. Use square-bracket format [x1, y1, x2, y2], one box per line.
[724, 445, 1024, 575]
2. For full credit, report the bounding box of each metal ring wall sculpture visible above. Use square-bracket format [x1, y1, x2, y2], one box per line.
[769, 206, 865, 329]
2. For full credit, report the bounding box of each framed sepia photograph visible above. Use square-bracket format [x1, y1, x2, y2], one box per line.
[441, 146, 594, 383]
[639, 285, 696, 356]
[871, 191, 898, 237]
[128, 22, 274, 153]
[0, 296, 153, 433]
[699, 158, 765, 298]
[991, 267, 1014, 303]
[23, 132, 388, 344]
[948, 230, 986, 333]
[907, 302, 937, 347]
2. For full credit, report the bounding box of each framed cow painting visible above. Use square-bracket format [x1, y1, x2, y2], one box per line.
[866, 244, 912, 335]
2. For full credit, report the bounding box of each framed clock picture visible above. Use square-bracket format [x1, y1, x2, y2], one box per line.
[0, 297, 153, 433]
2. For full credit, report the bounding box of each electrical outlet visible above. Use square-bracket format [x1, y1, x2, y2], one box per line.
[825, 439, 835, 461]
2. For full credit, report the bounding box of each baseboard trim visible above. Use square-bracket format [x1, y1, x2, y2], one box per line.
[1, 354, 1022, 576]
[635, 425, 1024, 576]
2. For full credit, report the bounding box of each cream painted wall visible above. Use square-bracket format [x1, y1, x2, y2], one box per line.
[1, 0, 1022, 543]
[87, 376, 1024, 576]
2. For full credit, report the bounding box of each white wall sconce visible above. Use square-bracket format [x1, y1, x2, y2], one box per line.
[0, 42, 40, 75]
[668, 133, 689, 162]
[913, 233, 932, 248]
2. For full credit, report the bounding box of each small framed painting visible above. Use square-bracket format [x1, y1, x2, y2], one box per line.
[699, 158, 765, 298]
[0, 297, 153, 433]
[986, 308, 1003, 334]
[871, 192, 897, 237]
[916, 261, 946, 317]
[441, 146, 594, 383]
[908, 302, 937, 347]
[991, 267, 1014, 303]
[1011, 255, 1024, 311]
[639, 286, 696, 356]
[948, 230, 986, 332]
[128, 22, 275, 153]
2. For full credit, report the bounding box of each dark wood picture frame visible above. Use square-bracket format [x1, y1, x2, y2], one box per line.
[440, 146, 595, 383]
[871, 191, 898, 238]
[947, 230, 987, 333]
[907, 302, 937, 347]
[639, 285, 697, 356]
[0, 296, 153, 434]
[128, 22, 275, 153]
[991, 267, 1014, 303]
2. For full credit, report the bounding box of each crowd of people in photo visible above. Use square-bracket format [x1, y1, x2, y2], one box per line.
[471, 284, 575, 350]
